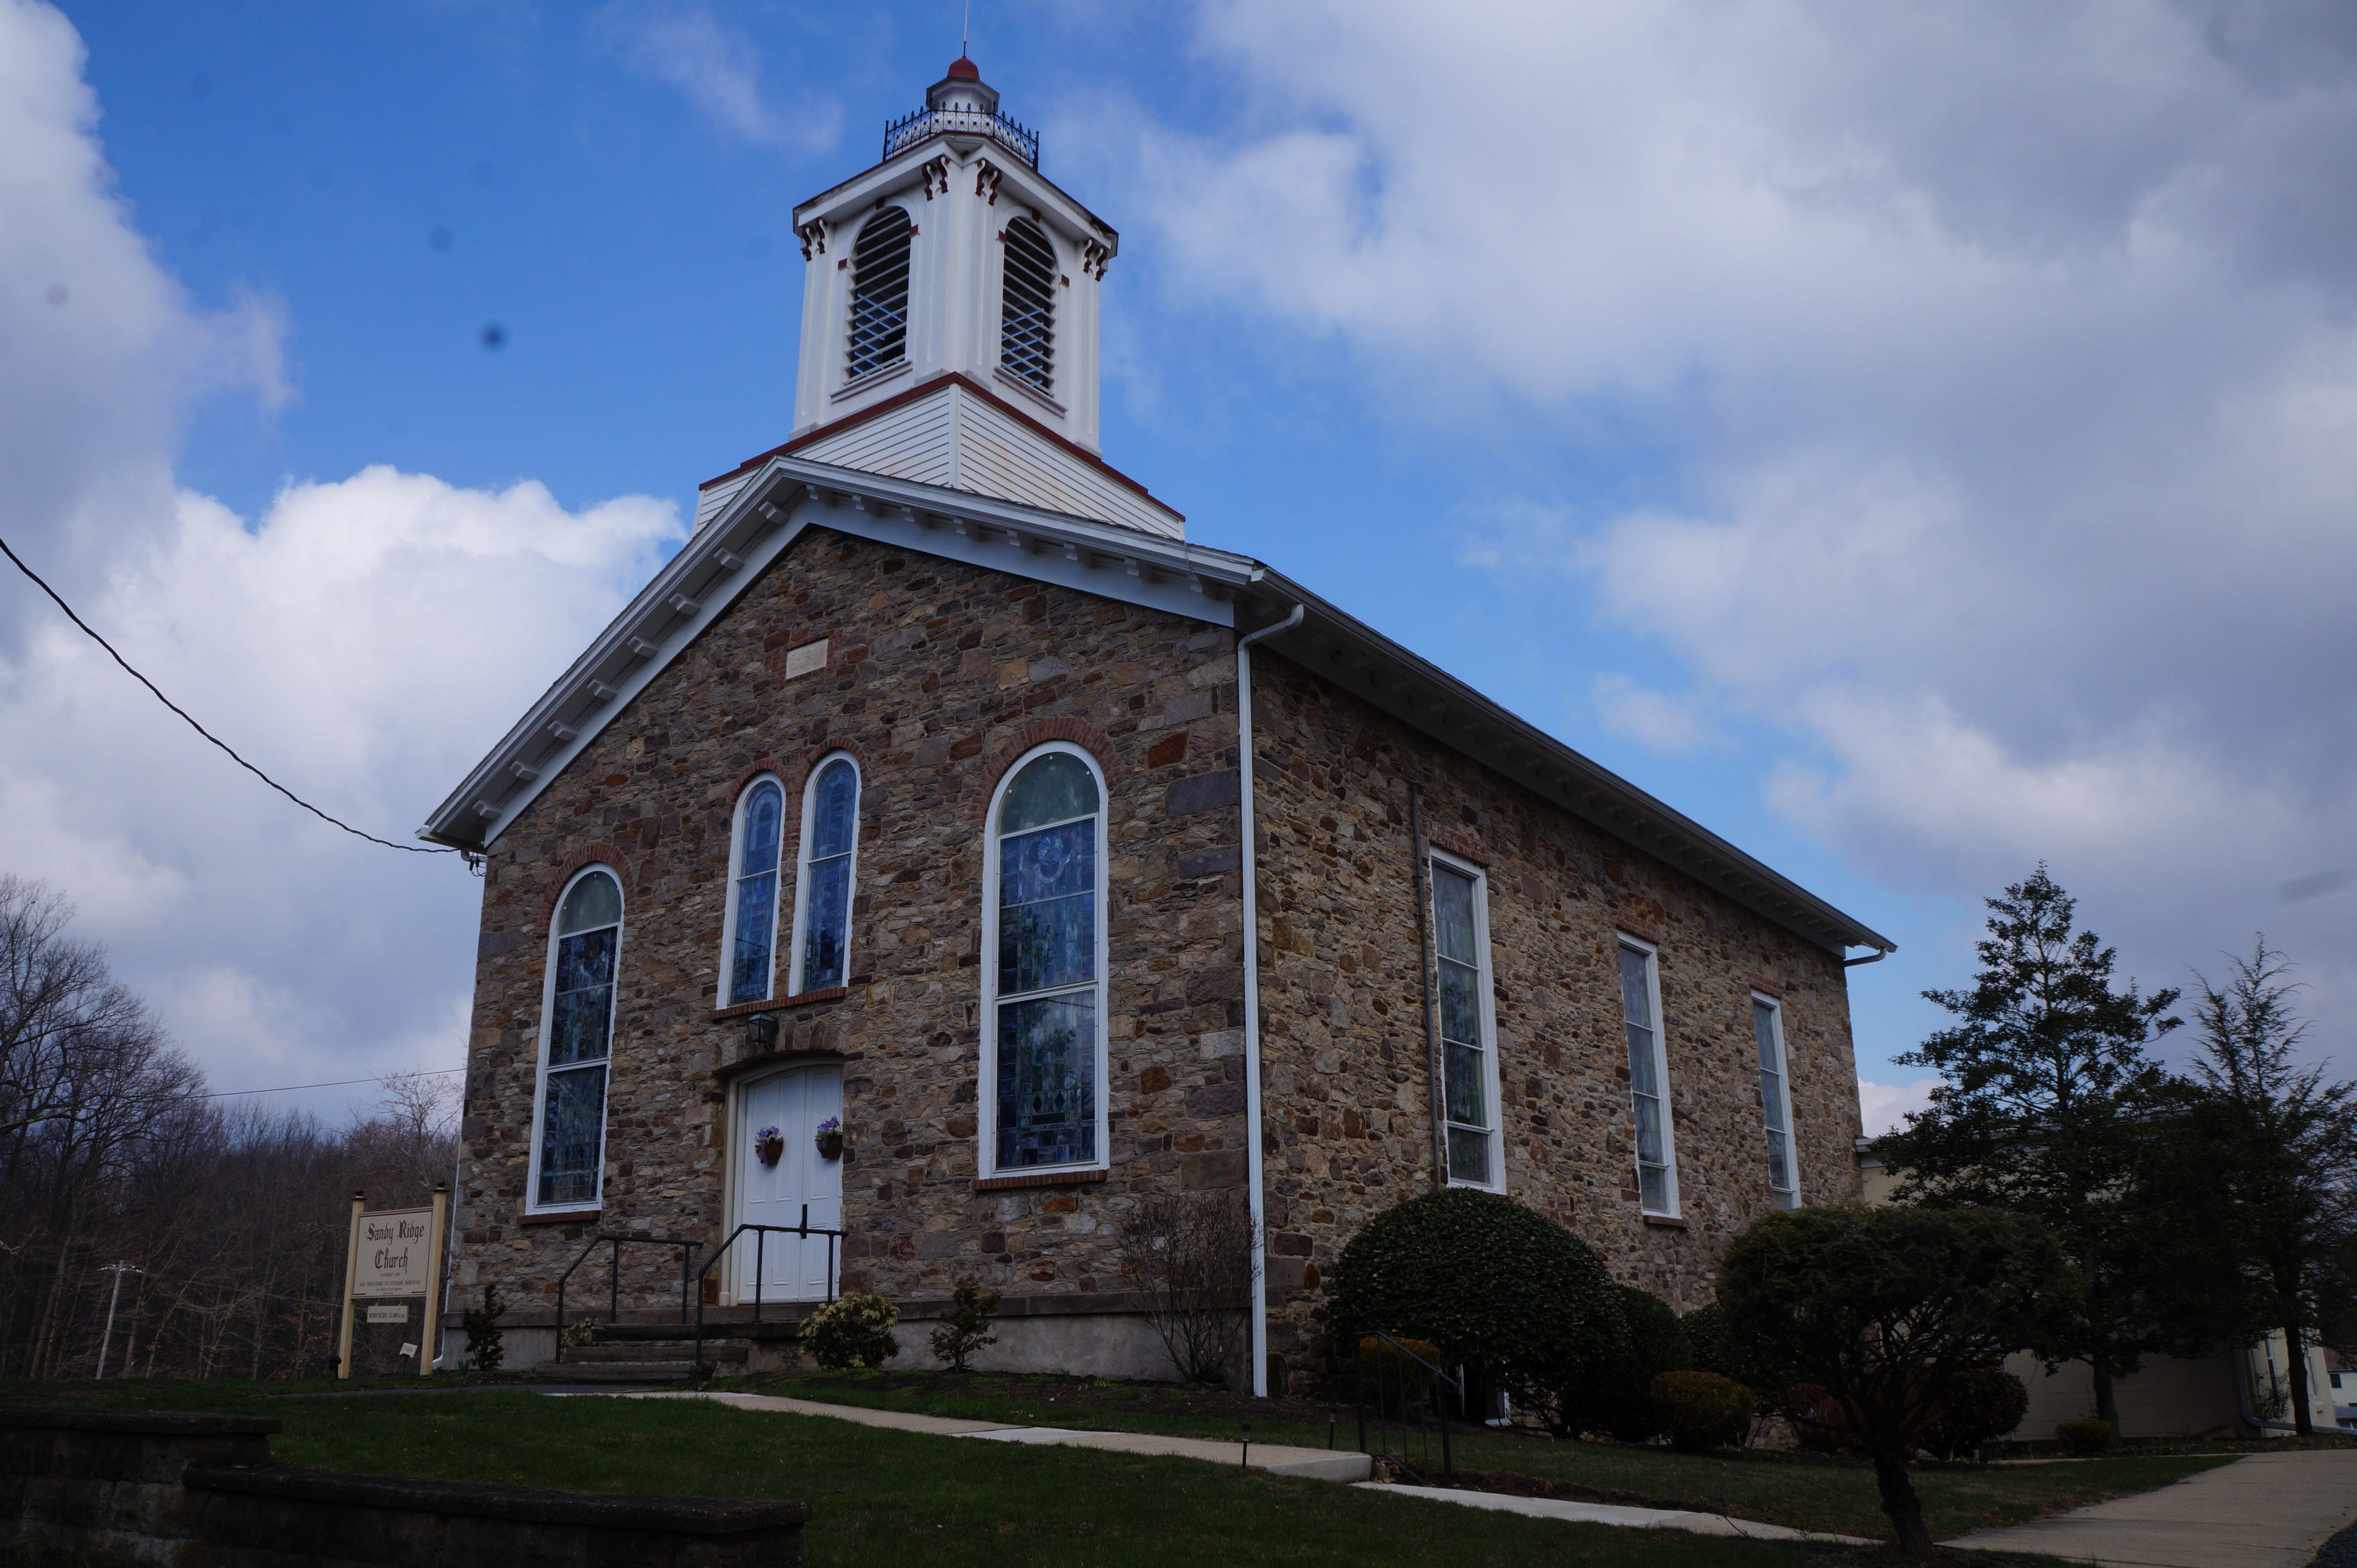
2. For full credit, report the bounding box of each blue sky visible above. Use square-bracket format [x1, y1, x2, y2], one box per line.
[8, 1, 2354, 1124]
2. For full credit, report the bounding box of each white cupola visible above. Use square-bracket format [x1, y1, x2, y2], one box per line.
[775, 58, 1182, 539]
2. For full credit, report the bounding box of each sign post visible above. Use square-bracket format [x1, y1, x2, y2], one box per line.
[335, 1192, 363, 1381]
[419, 1185, 449, 1377]
[336, 1188, 452, 1380]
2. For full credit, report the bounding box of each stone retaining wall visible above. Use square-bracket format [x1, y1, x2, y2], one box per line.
[0, 1407, 809, 1567]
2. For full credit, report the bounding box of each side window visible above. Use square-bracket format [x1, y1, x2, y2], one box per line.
[999, 216, 1055, 392]
[1617, 938, 1679, 1216]
[534, 869, 621, 1209]
[1753, 995, 1801, 1208]
[846, 207, 912, 380]
[984, 746, 1104, 1172]
[1431, 857, 1501, 1189]
[791, 756, 860, 993]
[724, 779, 784, 1006]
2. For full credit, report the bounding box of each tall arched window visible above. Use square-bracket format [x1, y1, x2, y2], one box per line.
[790, 756, 860, 993]
[724, 779, 785, 1006]
[983, 746, 1105, 1172]
[998, 217, 1055, 393]
[846, 207, 912, 381]
[534, 868, 622, 1209]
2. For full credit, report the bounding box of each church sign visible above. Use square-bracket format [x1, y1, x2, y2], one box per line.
[335, 1186, 449, 1379]
[354, 1208, 436, 1297]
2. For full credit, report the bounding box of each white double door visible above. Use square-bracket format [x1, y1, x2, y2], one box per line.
[734, 1064, 844, 1303]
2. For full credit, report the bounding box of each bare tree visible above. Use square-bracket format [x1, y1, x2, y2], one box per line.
[0, 876, 459, 1382]
[1125, 1190, 1256, 1385]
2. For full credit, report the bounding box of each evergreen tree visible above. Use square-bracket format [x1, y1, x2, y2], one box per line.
[1877, 866, 2188, 1431]
[2184, 939, 2357, 1436]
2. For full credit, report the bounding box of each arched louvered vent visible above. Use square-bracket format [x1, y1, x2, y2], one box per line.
[999, 217, 1056, 393]
[846, 208, 912, 381]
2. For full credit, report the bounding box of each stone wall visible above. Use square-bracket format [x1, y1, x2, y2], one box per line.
[1246, 653, 1863, 1393]
[0, 1407, 809, 1567]
[457, 525, 1252, 1342]
[454, 521, 1866, 1386]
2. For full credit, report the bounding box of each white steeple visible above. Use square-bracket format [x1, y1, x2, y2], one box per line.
[777, 58, 1181, 539]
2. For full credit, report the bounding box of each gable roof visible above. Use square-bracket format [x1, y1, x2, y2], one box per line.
[421, 457, 1893, 959]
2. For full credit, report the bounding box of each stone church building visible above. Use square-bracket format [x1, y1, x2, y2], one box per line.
[424, 58, 1893, 1395]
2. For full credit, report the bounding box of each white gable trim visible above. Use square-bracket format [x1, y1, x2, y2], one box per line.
[419, 458, 1256, 852]
[423, 455, 1893, 957]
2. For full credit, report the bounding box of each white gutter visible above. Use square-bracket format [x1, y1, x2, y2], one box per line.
[1235, 601, 1302, 1399]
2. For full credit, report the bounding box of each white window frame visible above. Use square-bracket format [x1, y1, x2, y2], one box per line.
[716, 774, 787, 1009]
[527, 864, 623, 1215]
[1617, 934, 1681, 1218]
[1430, 850, 1505, 1194]
[1751, 992, 1803, 1209]
[786, 752, 862, 996]
[978, 741, 1110, 1179]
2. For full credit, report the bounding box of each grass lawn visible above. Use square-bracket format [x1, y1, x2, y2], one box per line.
[0, 1376, 2028, 1567]
[734, 1368, 2241, 1544]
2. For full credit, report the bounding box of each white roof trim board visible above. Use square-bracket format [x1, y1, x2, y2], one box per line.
[422, 457, 1893, 957]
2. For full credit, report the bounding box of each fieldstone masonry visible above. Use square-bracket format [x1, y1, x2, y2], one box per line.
[458, 527, 1252, 1325]
[1245, 659, 1862, 1392]
[454, 523, 1862, 1390]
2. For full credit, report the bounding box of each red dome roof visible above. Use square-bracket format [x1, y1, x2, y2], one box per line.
[947, 56, 980, 80]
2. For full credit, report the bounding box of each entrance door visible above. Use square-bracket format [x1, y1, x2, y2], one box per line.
[734, 1064, 844, 1302]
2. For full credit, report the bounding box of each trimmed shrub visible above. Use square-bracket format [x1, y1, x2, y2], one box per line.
[803, 1290, 900, 1370]
[1559, 1284, 1691, 1441]
[2055, 1419, 2112, 1457]
[1328, 1189, 1620, 1409]
[1653, 1370, 1754, 1453]
[929, 1278, 1001, 1373]
[460, 1282, 505, 1373]
[1925, 1365, 2030, 1459]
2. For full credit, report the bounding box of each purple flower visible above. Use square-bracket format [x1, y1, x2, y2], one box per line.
[815, 1116, 841, 1136]
[757, 1125, 780, 1142]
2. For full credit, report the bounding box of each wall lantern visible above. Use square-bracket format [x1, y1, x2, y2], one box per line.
[743, 1012, 779, 1054]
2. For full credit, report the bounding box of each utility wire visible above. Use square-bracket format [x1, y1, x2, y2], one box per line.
[198, 1068, 463, 1099]
[0, 533, 455, 856]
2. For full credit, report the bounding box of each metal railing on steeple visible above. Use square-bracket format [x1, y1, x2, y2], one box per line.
[883, 103, 1038, 167]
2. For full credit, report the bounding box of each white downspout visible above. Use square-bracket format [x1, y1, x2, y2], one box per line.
[1236, 601, 1302, 1399]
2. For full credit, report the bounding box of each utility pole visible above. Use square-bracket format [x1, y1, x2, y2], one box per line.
[94, 1262, 142, 1379]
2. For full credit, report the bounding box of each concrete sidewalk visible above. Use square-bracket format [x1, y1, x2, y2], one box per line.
[1359, 1483, 1875, 1545]
[617, 1390, 1873, 1544]
[1949, 1450, 2357, 1568]
[622, 1390, 1373, 1482]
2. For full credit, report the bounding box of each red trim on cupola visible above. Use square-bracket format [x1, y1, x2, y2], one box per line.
[947, 56, 980, 80]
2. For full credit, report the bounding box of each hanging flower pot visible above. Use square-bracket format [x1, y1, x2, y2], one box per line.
[754, 1125, 785, 1167]
[814, 1115, 844, 1161]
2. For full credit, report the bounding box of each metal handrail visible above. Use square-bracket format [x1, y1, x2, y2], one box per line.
[552, 1234, 701, 1360]
[692, 1207, 845, 1371]
[1354, 1331, 1458, 1486]
[881, 105, 1039, 167]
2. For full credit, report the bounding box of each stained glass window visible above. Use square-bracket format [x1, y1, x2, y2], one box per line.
[729, 781, 783, 1004]
[1754, 998, 1799, 1207]
[990, 750, 1101, 1170]
[797, 758, 858, 992]
[1619, 942, 1675, 1214]
[1432, 862, 1495, 1186]
[538, 870, 620, 1208]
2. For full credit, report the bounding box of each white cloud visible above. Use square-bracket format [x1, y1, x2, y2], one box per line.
[594, 2, 840, 153]
[0, 2, 684, 1101]
[1591, 673, 1710, 755]
[1113, 0, 2357, 1045]
[1857, 1077, 1938, 1138]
